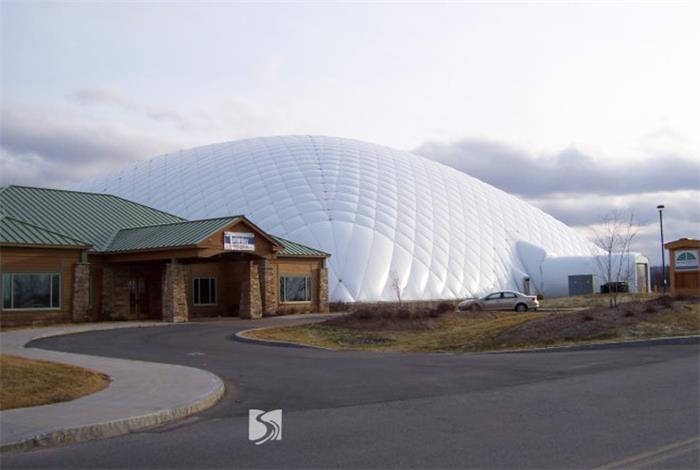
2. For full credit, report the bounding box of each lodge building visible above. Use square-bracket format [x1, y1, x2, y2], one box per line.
[0, 186, 330, 327]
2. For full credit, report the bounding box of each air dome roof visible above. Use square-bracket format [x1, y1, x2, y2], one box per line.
[79, 135, 597, 302]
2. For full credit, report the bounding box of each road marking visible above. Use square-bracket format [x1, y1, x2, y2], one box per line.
[596, 436, 700, 469]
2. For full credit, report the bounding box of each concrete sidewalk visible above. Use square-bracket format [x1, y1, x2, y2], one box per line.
[0, 323, 225, 453]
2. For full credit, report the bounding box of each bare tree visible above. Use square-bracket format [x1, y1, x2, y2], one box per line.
[591, 210, 638, 308]
[390, 270, 402, 307]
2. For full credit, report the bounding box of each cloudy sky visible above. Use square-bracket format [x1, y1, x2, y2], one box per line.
[1, 1, 698, 264]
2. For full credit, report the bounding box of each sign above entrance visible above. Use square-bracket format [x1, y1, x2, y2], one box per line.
[224, 232, 255, 251]
[675, 249, 698, 271]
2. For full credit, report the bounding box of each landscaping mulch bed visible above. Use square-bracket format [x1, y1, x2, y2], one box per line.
[494, 295, 698, 346]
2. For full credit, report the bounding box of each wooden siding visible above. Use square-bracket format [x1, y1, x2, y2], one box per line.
[0, 246, 83, 326]
[666, 239, 700, 295]
[276, 258, 324, 314]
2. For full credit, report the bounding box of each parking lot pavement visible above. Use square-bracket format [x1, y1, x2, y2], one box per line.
[3, 319, 698, 468]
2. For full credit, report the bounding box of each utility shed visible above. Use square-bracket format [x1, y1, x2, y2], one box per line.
[664, 238, 700, 295]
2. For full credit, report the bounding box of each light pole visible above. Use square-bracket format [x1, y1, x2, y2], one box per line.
[657, 205, 666, 292]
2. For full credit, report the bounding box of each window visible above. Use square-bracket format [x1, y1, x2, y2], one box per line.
[193, 277, 217, 306]
[485, 293, 502, 301]
[279, 275, 311, 302]
[2, 273, 61, 310]
[502, 292, 517, 299]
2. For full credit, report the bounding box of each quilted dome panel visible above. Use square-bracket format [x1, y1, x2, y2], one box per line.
[78, 135, 598, 302]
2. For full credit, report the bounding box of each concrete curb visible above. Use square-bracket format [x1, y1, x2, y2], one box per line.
[236, 325, 700, 356]
[234, 327, 337, 351]
[0, 323, 225, 454]
[491, 334, 700, 354]
[0, 380, 225, 454]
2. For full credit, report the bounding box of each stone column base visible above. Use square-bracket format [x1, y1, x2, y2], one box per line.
[162, 261, 189, 322]
[72, 263, 91, 322]
[240, 261, 262, 319]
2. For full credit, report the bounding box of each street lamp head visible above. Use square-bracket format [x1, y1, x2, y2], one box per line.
[657, 204, 665, 210]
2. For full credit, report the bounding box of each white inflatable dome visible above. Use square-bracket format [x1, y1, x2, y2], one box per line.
[78, 135, 599, 302]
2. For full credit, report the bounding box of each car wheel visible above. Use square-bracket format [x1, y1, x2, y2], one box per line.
[469, 303, 481, 312]
[515, 303, 528, 312]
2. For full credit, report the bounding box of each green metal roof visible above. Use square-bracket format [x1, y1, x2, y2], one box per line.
[0, 186, 329, 257]
[0, 186, 185, 250]
[271, 235, 330, 258]
[105, 217, 240, 252]
[0, 216, 90, 247]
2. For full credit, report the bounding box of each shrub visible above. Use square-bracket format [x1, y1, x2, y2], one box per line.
[657, 295, 674, 308]
[436, 302, 455, 314]
[643, 304, 657, 314]
[353, 308, 374, 320]
[330, 302, 350, 313]
[397, 309, 411, 319]
[378, 307, 395, 320]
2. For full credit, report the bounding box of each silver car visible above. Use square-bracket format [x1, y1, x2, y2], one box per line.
[458, 291, 539, 312]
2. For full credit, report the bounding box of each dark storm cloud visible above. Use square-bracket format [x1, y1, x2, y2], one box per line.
[524, 192, 700, 264]
[415, 138, 700, 197]
[0, 105, 173, 186]
[530, 194, 700, 228]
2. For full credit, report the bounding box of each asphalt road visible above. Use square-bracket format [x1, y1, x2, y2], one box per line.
[4, 318, 699, 469]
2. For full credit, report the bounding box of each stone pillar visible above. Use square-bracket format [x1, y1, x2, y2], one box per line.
[71, 263, 91, 322]
[240, 261, 262, 319]
[317, 267, 329, 313]
[162, 260, 189, 322]
[259, 259, 277, 317]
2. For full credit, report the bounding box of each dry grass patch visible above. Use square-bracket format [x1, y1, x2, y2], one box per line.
[246, 311, 545, 353]
[0, 355, 110, 410]
[246, 295, 699, 353]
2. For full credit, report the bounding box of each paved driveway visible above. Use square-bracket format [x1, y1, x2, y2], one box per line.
[4, 317, 699, 469]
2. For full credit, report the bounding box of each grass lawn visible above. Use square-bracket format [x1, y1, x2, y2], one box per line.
[0, 355, 110, 410]
[246, 295, 699, 353]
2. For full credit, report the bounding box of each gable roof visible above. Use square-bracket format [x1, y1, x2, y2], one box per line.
[104, 216, 241, 252]
[665, 238, 700, 250]
[271, 235, 330, 258]
[0, 186, 329, 258]
[0, 215, 90, 248]
[0, 185, 185, 250]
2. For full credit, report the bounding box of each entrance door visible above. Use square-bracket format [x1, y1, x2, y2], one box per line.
[128, 277, 149, 320]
